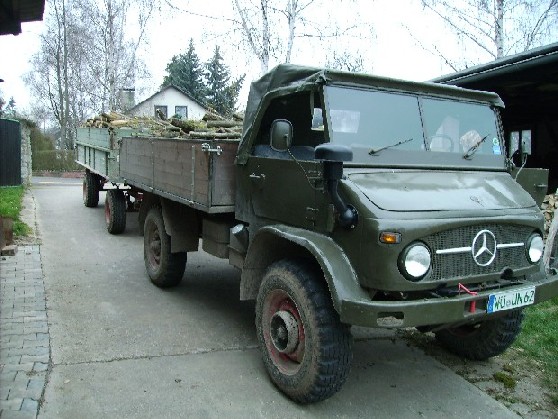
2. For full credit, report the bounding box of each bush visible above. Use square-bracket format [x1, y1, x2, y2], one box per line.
[32, 150, 80, 171]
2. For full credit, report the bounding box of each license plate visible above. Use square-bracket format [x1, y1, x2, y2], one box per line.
[487, 287, 536, 313]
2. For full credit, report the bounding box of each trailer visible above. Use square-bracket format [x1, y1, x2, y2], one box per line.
[76, 122, 239, 235]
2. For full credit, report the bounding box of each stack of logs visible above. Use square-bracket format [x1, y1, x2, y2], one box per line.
[83, 111, 244, 140]
[541, 193, 557, 238]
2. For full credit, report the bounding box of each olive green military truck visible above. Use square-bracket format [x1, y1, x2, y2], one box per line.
[76, 64, 558, 403]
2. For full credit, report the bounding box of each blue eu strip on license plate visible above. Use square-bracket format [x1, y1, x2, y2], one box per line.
[487, 287, 536, 313]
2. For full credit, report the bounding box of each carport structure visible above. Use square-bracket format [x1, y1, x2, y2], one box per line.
[433, 42, 558, 194]
[0, 0, 45, 35]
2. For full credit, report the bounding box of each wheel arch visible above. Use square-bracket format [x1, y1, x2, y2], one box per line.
[240, 225, 369, 313]
[139, 195, 200, 253]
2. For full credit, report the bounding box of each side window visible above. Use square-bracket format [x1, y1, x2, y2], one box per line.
[174, 106, 188, 119]
[510, 129, 532, 156]
[154, 105, 168, 119]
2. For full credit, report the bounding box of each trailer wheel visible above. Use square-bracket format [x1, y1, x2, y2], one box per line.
[434, 309, 524, 360]
[143, 206, 186, 288]
[83, 171, 99, 207]
[105, 189, 127, 234]
[255, 259, 353, 403]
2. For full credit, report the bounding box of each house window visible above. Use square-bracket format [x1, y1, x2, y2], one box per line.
[154, 105, 168, 119]
[175, 106, 188, 119]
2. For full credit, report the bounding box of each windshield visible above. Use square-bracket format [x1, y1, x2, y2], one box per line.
[322, 85, 502, 163]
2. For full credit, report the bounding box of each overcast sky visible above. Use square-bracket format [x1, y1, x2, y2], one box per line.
[0, 1, 464, 114]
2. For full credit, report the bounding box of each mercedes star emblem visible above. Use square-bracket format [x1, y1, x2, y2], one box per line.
[471, 229, 497, 266]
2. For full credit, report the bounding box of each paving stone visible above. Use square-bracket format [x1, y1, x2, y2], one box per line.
[32, 363, 48, 373]
[0, 386, 10, 400]
[20, 355, 49, 365]
[7, 382, 30, 400]
[0, 371, 17, 382]
[1, 364, 34, 374]
[21, 398, 39, 412]
[21, 382, 43, 401]
[0, 397, 23, 410]
[0, 409, 37, 419]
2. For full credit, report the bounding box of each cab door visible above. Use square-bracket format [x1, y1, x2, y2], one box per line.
[244, 155, 325, 229]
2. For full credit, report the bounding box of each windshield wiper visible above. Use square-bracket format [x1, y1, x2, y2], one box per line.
[462, 135, 489, 159]
[369, 138, 413, 155]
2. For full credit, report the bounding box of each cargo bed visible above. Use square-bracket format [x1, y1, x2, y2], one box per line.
[120, 136, 238, 214]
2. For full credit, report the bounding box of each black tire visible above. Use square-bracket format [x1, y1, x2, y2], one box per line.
[255, 259, 353, 403]
[105, 189, 127, 234]
[143, 206, 186, 288]
[83, 171, 99, 207]
[434, 309, 524, 360]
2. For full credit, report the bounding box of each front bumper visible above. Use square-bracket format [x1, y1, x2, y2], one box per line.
[339, 273, 558, 328]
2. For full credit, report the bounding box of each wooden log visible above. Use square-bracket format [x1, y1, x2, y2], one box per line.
[206, 120, 243, 128]
[189, 131, 241, 139]
[170, 118, 206, 133]
[203, 111, 224, 121]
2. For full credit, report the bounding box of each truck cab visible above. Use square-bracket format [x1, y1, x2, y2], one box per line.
[230, 65, 558, 403]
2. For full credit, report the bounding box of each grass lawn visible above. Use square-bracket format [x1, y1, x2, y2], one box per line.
[515, 296, 558, 406]
[0, 185, 31, 236]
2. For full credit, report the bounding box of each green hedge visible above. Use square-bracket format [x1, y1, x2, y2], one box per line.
[32, 150, 80, 171]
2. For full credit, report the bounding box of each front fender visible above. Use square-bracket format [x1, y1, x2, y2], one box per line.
[240, 225, 369, 313]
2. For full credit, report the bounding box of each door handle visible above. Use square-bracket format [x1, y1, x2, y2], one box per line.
[249, 173, 266, 188]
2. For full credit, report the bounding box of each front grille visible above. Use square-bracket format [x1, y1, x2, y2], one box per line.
[423, 224, 533, 281]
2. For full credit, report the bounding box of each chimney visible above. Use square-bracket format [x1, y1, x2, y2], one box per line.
[119, 88, 135, 113]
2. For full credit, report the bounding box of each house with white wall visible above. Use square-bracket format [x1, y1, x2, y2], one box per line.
[128, 85, 209, 120]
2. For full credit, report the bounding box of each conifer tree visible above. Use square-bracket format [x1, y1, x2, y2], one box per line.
[162, 38, 207, 104]
[204, 46, 245, 117]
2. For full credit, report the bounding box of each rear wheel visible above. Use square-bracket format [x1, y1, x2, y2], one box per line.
[105, 189, 127, 234]
[434, 309, 524, 360]
[255, 259, 353, 403]
[83, 171, 100, 207]
[143, 206, 186, 288]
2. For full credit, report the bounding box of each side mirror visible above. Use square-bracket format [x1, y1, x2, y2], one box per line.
[315, 144, 353, 163]
[315, 144, 353, 181]
[270, 119, 292, 151]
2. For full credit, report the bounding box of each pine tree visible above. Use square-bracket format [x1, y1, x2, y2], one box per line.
[162, 38, 207, 105]
[204, 46, 245, 117]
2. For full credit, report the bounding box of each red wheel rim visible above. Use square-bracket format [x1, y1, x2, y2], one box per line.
[262, 289, 306, 375]
[146, 220, 162, 269]
[104, 197, 111, 224]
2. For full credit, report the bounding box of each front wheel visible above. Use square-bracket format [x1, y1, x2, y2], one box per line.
[255, 259, 353, 403]
[434, 309, 524, 360]
[105, 189, 127, 234]
[143, 206, 186, 288]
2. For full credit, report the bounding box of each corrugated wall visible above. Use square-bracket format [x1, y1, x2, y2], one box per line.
[0, 119, 22, 186]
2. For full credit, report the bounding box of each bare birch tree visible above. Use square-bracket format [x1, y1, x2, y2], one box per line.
[76, 0, 155, 112]
[231, 0, 373, 74]
[25, 0, 156, 148]
[24, 0, 78, 149]
[421, 0, 558, 70]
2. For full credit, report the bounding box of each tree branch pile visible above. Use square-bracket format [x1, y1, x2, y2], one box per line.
[82, 111, 243, 139]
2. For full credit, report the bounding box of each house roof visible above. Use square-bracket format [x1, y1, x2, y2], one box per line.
[0, 0, 45, 35]
[128, 84, 208, 115]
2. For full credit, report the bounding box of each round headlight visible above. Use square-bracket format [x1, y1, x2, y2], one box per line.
[527, 234, 544, 263]
[401, 243, 431, 281]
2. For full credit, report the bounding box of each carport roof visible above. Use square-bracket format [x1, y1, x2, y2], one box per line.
[431, 42, 558, 108]
[0, 0, 45, 35]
